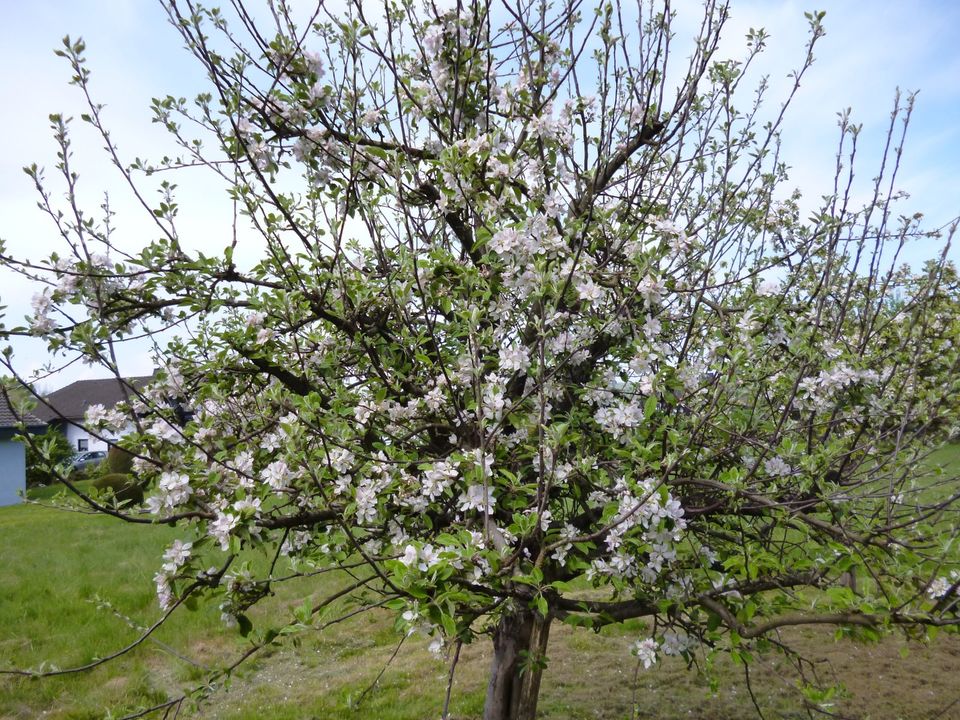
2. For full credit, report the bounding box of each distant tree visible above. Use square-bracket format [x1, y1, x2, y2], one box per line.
[1, 1, 958, 718]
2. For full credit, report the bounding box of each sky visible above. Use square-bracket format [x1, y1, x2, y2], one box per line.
[0, 0, 958, 391]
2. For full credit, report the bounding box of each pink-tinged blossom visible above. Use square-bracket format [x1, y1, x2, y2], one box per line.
[542, 192, 563, 219]
[333, 474, 352, 496]
[654, 218, 681, 235]
[594, 400, 643, 440]
[489, 228, 521, 255]
[763, 456, 792, 477]
[30, 289, 55, 333]
[89, 252, 111, 268]
[233, 497, 262, 517]
[209, 511, 239, 551]
[757, 278, 782, 296]
[245, 311, 266, 328]
[417, 544, 439, 571]
[399, 543, 441, 572]
[642, 314, 661, 340]
[737, 310, 758, 339]
[155, 571, 175, 610]
[471, 449, 494, 477]
[302, 50, 325, 77]
[161, 539, 193, 573]
[354, 402, 374, 424]
[503, 267, 539, 298]
[326, 447, 354, 474]
[488, 157, 511, 179]
[146, 418, 183, 444]
[481, 381, 507, 420]
[423, 386, 445, 411]
[575, 277, 603, 303]
[428, 637, 445, 659]
[550, 523, 578, 565]
[280, 530, 312, 557]
[661, 630, 696, 656]
[307, 82, 328, 108]
[232, 451, 254, 476]
[636, 275, 665, 307]
[633, 637, 659, 669]
[147, 471, 192, 514]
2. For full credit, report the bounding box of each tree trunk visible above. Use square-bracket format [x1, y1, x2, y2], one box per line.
[483, 607, 552, 720]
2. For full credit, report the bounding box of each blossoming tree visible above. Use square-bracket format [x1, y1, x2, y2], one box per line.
[3, 1, 959, 718]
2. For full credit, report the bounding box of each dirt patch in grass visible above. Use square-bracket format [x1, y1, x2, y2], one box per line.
[184, 611, 960, 720]
[540, 624, 960, 720]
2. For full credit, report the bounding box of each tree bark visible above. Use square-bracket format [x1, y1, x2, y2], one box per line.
[483, 607, 552, 720]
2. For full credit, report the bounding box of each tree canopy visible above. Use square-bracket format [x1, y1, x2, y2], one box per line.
[2, 1, 959, 718]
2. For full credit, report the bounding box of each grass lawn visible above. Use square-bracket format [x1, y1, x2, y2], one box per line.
[2, 449, 959, 720]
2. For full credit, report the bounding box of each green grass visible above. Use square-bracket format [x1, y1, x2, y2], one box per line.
[26, 478, 96, 501]
[3, 447, 960, 719]
[0, 503, 232, 719]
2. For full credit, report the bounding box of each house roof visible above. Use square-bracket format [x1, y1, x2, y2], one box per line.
[38, 376, 154, 422]
[0, 392, 46, 429]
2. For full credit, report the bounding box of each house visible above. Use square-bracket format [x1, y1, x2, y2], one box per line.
[38, 376, 153, 453]
[0, 393, 47, 506]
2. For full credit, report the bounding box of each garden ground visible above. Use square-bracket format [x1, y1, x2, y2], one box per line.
[2, 447, 959, 719]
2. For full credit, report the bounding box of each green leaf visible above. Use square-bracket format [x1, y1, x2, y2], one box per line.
[644, 394, 658, 420]
[237, 614, 253, 637]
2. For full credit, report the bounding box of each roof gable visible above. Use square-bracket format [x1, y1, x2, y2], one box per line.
[39, 376, 154, 421]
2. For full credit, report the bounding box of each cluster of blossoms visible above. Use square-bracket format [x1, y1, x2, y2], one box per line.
[83, 403, 129, 433]
[594, 399, 648, 441]
[633, 637, 659, 669]
[587, 478, 687, 583]
[763, 456, 793, 478]
[797, 362, 881, 411]
[32, 254, 119, 335]
[29, 289, 55, 334]
[146, 472, 192, 515]
[927, 571, 960, 600]
[153, 539, 192, 611]
[632, 628, 696, 670]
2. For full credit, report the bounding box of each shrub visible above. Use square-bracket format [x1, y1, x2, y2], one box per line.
[24, 429, 75, 488]
[91, 473, 143, 507]
[105, 445, 135, 475]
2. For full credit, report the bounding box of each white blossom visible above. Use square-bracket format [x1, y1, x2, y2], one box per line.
[262, 459, 291, 490]
[499, 344, 530, 373]
[633, 638, 659, 669]
[459, 484, 496, 515]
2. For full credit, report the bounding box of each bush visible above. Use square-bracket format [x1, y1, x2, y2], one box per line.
[105, 445, 135, 475]
[91, 473, 143, 507]
[24, 430, 75, 488]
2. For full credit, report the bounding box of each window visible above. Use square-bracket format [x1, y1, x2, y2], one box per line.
[77, 438, 89, 452]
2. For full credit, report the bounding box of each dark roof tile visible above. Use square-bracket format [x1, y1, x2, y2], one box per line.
[38, 376, 154, 422]
[0, 392, 46, 428]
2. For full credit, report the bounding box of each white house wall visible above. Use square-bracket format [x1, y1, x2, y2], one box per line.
[63, 423, 118, 453]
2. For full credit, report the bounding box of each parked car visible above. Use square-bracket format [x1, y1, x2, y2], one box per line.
[70, 450, 107, 472]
